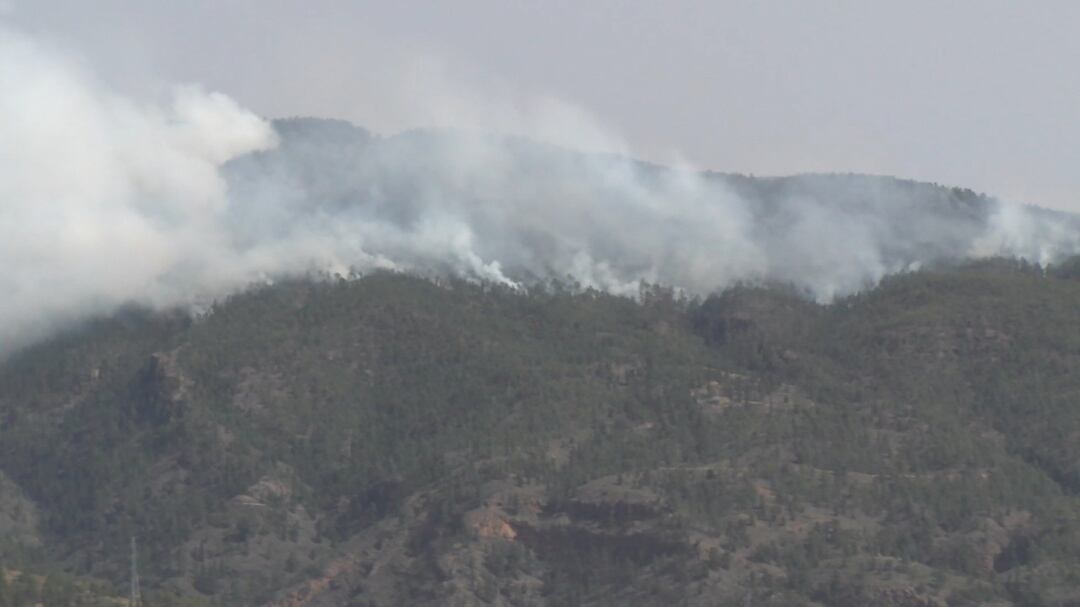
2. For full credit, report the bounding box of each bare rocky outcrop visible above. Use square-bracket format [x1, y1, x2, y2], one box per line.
[135, 349, 193, 423]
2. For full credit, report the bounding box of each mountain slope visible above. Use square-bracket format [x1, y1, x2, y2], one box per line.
[3, 260, 1080, 605]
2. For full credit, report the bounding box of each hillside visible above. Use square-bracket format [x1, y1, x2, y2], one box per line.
[3, 259, 1080, 605]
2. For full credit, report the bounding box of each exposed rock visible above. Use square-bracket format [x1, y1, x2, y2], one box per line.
[464, 508, 517, 540]
[135, 349, 192, 423]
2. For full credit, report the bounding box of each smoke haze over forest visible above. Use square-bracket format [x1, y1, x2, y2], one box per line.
[9, 7, 1080, 605]
[2, 13, 1079, 357]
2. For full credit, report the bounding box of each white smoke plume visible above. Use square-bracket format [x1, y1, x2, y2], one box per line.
[223, 124, 1080, 302]
[0, 25, 278, 354]
[1, 23, 1078, 357]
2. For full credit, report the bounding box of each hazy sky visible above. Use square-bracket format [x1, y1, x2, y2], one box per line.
[6, 0, 1080, 211]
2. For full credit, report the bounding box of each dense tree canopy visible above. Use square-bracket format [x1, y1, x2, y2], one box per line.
[3, 260, 1080, 605]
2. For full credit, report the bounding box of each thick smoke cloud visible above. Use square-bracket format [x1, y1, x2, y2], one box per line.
[0, 25, 277, 354]
[224, 123, 1080, 302]
[2, 24, 1078, 358]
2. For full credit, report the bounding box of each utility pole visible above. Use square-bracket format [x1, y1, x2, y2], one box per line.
[130, 536, 141, 607]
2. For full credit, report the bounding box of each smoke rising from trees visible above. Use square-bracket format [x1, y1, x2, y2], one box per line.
[2, 24, 1077, 357]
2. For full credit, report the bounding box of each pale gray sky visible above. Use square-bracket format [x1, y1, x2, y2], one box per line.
[6, 0, 1080, 211]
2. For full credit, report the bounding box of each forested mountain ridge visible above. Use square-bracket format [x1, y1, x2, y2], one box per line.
[3, 258, 1080, 606]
